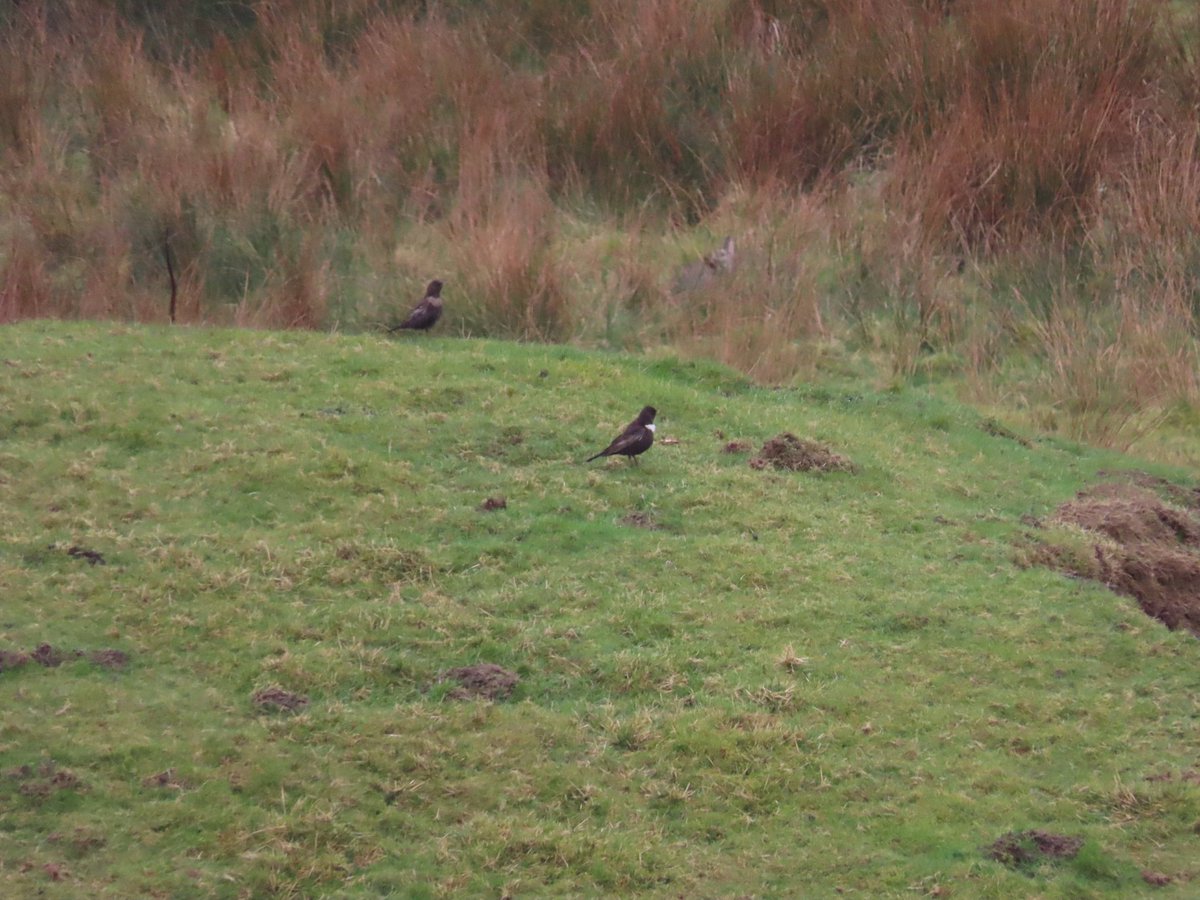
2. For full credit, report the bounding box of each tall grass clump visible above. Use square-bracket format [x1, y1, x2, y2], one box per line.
[890, 0, 1160, 250]
[665, 184, 833, 381]
[728, 0, 958, 186]
[445, 165, 571, 341]
[543, 0, 732, 212]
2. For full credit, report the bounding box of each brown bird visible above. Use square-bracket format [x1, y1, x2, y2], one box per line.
[586, 406, 657, 465]
[388, 280, 444, 332]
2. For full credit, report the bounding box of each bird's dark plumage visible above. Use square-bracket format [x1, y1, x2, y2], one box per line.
[388, 280, 444, 332]
[586, 406, 657, 464]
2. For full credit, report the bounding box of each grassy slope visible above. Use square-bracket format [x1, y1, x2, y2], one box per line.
[1, 321, 1197, 897]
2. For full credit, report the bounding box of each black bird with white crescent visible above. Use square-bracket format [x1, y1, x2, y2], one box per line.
[388, 279, 444, 332]
[586, 406, 657, 464]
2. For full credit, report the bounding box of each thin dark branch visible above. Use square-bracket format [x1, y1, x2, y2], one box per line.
[163, 231, 178, 323]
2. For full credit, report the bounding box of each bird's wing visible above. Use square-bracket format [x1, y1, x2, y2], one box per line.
[401, 299, 438, 330]
[602, 424, 647, 456]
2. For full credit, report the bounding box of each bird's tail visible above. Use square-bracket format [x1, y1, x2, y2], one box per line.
[585, 451, 605, 463]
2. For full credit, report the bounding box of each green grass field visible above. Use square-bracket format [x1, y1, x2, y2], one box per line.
[2, 321, 1198, 897]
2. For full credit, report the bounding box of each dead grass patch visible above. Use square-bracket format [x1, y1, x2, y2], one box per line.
[776, 644, 809, 672]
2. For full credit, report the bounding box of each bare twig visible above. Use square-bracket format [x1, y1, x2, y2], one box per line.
[163, 231, 177, 323]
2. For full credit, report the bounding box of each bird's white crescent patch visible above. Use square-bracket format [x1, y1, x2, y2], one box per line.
[646, 423, 656, 432]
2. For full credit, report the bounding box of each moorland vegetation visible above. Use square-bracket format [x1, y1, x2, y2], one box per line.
[3, 0, 1200, 452]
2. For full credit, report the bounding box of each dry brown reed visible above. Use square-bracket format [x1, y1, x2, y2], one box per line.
[1, 0, 1199, 445]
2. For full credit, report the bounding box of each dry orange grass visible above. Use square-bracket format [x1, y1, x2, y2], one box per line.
[1, 0, 1198, 443]
[665, 185, 833, 381]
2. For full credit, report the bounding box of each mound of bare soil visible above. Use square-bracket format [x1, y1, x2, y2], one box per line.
[621, 512, 661, 530]
[1056, 482, 1200, 546]
[7, 762, 87, 800]
[252, 686, 309, 712]
[749, 433, 855, 473]
[1103, 470, 1200, 508]
[0, 650, 31, 672]
[142, 768, 189, 790]
[88, 649, 129, 670]
[1031, 478, 1200, 636]
[32, 644, 70, 667]
[1, 645, 129, 672]
[987, 830, 1082, 869]
[65, 545, 105, 565]
[46, 827, 106, 856]
[441, 663, 519, 701]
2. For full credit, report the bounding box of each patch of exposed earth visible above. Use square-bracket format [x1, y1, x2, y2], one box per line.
[620, 511, 662, 530]
[440, 663, 519, 701]
[749, 433, 856, 473]
[0, 644, 129, 672]
[986, 830, 1082, 870]
[1026, 473, 1200, 635]
[252, 686, 309, 712]
[6, 761, 87, 801]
